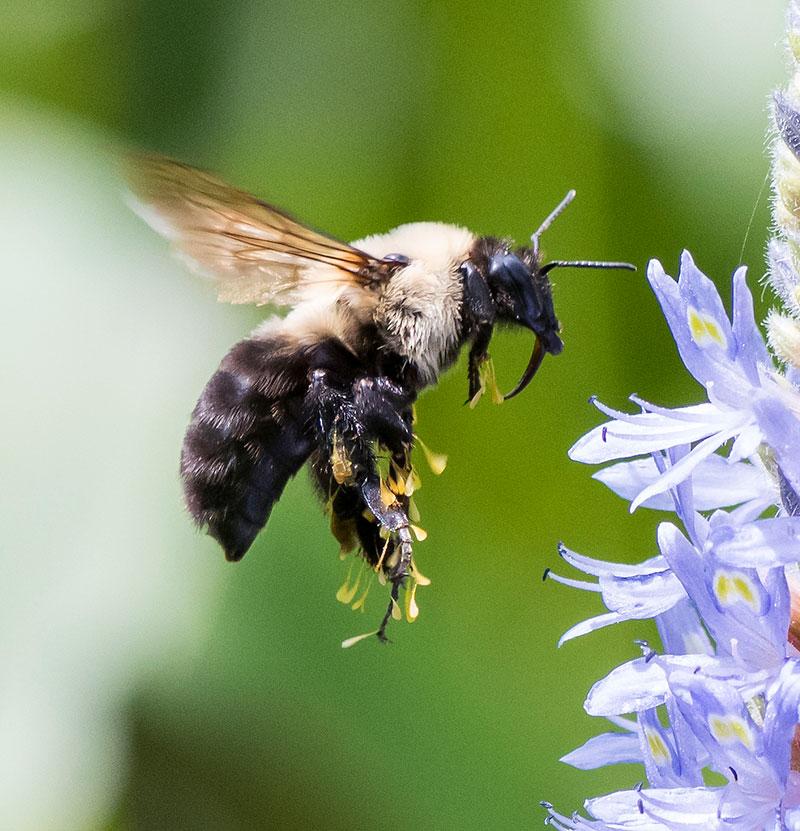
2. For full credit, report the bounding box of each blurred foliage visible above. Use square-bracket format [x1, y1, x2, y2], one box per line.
[0, 1, 787, 829]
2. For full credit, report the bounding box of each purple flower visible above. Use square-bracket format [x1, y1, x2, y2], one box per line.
[545, 254, 800, 829]
[569, 254, 800, 509]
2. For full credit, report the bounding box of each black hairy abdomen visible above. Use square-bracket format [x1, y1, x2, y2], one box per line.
[181, 336, 365, 561]
[181, 337, 310, 561]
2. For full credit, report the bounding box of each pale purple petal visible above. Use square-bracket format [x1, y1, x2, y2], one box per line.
[763, 659, 800, 788]
[708, 517, 800, 567]
[594, 454, 770, 511]
[561, 731, 642, 770]
[677, 251, 735, 360]
[585, 657, 669, 716]
[656, 598, 714, 657]
[557, 545, 666, 578]
[629, 421, 752, 511]
[648, 258, 742, 400]
[727, 422, 762, 463]
[731, 265, 771, 381]
[598, 570, 686, 619]
[658, 522, 786, 670]
[587, 652, 773, 718]
[586, 787, 722, 829]
[570, 405, 741, 465]
[636, 708, 686, 787]
[752, 393, 800, 498]
[648, 256, 763, 410]
[559, 612, 626, 647]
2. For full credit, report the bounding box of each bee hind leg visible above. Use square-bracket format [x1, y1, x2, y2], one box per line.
[307, 369, 416, 640]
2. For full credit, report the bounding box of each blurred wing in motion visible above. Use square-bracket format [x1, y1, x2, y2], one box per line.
[125, 155, 384, 306]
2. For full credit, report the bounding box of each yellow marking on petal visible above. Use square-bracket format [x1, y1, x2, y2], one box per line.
[714, 573, 732, 604]
[645, 729, 671, 765]
[342, 630, 378, 649]
[709, 715, 754, 750]
[391, 597, 402, 621]
[405, 581, 420, 622]
[411, 524, 427, 541]
[687, 306, 728, 349]
[713, 569, 760, 612]
[408, 497, 421, 523]
[407, 467, 422, 494]
[732, 576, 756, 605]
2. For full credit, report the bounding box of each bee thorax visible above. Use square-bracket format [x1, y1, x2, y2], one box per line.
[375, 262, 463, 385]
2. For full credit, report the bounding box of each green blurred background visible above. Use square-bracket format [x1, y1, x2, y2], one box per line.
[0, 1, 787, 828]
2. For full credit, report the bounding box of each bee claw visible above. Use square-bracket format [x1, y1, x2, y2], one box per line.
[389, 525, 413, 580]
[375, 525, 413, 642]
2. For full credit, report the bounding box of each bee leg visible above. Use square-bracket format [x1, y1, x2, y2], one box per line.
[376, 577, 402, 643]
[462, 261, 496, 403]
[308, 369, 416, 639]
[307, 369, 352, 466]
[352, 376, 413, 452]
[467, 323, 494, 404]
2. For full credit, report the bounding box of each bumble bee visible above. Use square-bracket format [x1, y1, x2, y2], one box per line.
[127, 155, 633, 642]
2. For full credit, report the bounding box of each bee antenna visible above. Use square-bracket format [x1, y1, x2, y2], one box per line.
[539, 260, 636, 276]
[532, 189, 576, 257]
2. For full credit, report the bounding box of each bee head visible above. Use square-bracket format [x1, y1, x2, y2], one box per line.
[487, 250, 563, 354]
[463, 191, 634, 400]
[475, 248, 561, 400]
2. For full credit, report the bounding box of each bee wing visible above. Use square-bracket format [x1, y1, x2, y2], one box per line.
[126, 155, 384, 306]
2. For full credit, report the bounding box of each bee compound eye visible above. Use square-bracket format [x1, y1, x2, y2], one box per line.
[382, 253, 410, 266]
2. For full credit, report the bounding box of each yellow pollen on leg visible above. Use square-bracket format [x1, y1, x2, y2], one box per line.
[411, 524, 428, 541]
[645, 730, 671, 764]
[415, 435, 448, 475]
[410, 560, 431, 587]
[379, 477, 396, 508]
[351, 573, 373, 611]
[336, 564, 362, 605]
[336, 559, 356, 604]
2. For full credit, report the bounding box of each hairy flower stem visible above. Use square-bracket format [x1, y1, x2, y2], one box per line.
[768, 1, 800, 367]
